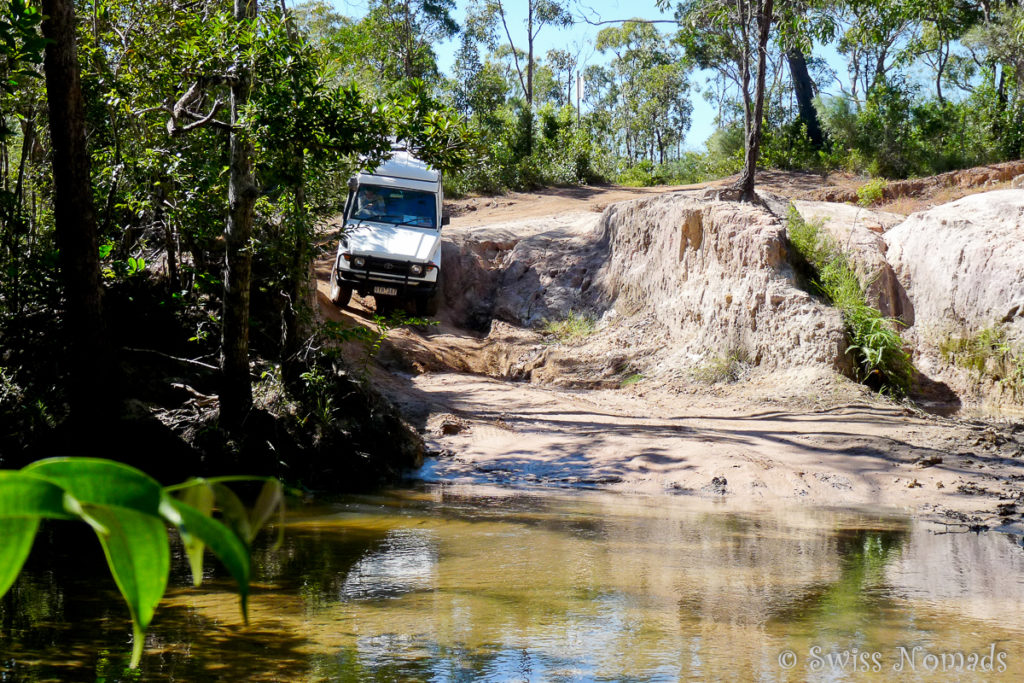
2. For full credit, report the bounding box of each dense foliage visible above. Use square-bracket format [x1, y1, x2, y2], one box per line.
[0, 0, 474, 456]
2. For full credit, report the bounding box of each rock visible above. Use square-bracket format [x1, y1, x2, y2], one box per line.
[436, 192, 850, 384]
[701, 475, 729, 495]
[791, 200, 912, 322]
[1012, 174, 1024, 189]
[586, 193, 849, 372]
[427, 413, 468, 436]
[805, 160, 1024, 203]
[884, 190, 1024, 338]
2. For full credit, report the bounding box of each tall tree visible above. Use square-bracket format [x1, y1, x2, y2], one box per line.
[672, 0, 775, 200]
[670, 0, 830, 200]
[786, 47, 824, 148]
[594, 20, 690, 163]
[40, 0, 112, 427]
[467, 0, 572, 153]
[219, 0, 259, 429]
[832, 0, 914, 103]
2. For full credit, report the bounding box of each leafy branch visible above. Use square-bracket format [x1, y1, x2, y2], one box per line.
[0, 458, 283, 669]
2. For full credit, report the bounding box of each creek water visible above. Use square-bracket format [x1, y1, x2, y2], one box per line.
[2, 485, 1024, 681]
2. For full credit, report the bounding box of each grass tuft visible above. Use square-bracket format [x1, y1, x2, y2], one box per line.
[691, 350, 750, 384]
[940, 326, 1024, 400]
[620, 372, 644, 387]
[543, 310, 597, 343]
[787, 207, 914, 395]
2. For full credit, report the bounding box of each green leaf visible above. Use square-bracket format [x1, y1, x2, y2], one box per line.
[0, 471, 75, 519]
[248, 479, 283, 543]
[211, 483, 254, 545]
[175, 481, 215, 586]
[167, 498, 251, 621]
[85, 506, 170, 669]
[25, 458, 164, 516]
[0, 518, 39, 599]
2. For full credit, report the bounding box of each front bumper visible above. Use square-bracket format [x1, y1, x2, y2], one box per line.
[337, 259, 437, 297]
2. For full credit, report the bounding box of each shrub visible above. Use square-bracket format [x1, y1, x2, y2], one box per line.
[856, 178, 888, 206]
[0, 458, 281, 668]
[787, 208, 914, 395]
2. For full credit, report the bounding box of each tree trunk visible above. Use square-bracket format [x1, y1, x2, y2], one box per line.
[525, 0, 534, 155]
[41, 0, 113, 427]
[786, 46, 823, 149]
[220, 0, 258, 430]
[284, 153, 307, 363]
[737, 0, 773, 202]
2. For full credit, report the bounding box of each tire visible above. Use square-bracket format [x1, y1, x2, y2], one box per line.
[328, 265, 352, 308]
[416, 272, 443, 317]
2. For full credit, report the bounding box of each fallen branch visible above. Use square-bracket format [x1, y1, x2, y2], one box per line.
[123, 347, 219, 370]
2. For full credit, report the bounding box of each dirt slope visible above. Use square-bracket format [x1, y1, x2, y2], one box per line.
[315, 178, 1024, 529]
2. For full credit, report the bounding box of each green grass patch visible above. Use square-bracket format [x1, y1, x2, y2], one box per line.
[787, 208, 914, 395]
[856, 178, 887, 206]
[620, 373, 644, 387]
[940, 326, 1024, 400]
[542, 310, 597, 343]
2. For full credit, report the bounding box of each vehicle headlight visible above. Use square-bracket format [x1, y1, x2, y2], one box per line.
[410, 264, 423, 276]
[353, 256, 366, 268]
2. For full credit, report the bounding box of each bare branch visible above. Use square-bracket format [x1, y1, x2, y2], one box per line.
[577, 17, 676, 26]
[176, 98, 228, 134]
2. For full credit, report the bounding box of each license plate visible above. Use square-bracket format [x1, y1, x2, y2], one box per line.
[373, 286, 398, 296]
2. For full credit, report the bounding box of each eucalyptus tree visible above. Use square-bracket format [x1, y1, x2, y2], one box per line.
[304, 0, 457, 94]
[545, 48, 580, 107]
[666, 0, 832, 200]
[466, 0, 573, 153]
[903, 0, 981, 104]
[594, 20, 690, 164]
[962, 4, 1024, 152]
[831, 0, 915, 103]
[369, 0, 459, 83]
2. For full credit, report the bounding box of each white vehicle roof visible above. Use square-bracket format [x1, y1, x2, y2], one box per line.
[359, 150, 439, 184]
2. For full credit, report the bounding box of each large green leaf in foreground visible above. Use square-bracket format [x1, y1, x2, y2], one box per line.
[0, 458, 281, 668]
[86, 506, 170, 667]
[0, 472, 75, 596]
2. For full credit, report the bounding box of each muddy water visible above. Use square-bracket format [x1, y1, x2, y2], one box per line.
[3, 487, 1024, 682]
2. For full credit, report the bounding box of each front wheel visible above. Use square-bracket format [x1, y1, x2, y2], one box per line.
[415, 273, 443, 317]
[329, 266, 352, 308]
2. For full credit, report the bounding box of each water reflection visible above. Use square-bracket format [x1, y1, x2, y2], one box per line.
[2, 487, 1024, 681]
[340, 529, 438, 601]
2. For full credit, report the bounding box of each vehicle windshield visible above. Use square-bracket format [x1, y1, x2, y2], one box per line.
[349, 185, 437, 229]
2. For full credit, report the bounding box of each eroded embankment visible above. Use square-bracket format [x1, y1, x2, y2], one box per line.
[408, 190, 854, 387]
[334, 187, 1024, 528]
[794, 191, 1024, 413]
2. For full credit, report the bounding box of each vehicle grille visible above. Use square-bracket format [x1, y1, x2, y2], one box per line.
[362, 256, 412, 276]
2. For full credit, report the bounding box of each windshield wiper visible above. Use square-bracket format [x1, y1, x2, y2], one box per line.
[393, 217, 434, 228]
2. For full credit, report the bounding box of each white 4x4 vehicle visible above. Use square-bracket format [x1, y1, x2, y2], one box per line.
[329, 150, 447, 316]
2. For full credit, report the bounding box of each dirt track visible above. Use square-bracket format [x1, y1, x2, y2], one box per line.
[315, 181, 1024, 529]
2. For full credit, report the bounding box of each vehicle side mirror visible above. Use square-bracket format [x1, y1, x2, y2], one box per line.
[441, 215, 450, 226]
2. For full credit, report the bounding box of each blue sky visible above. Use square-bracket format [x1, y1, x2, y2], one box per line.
[325, 1, 720, 149]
